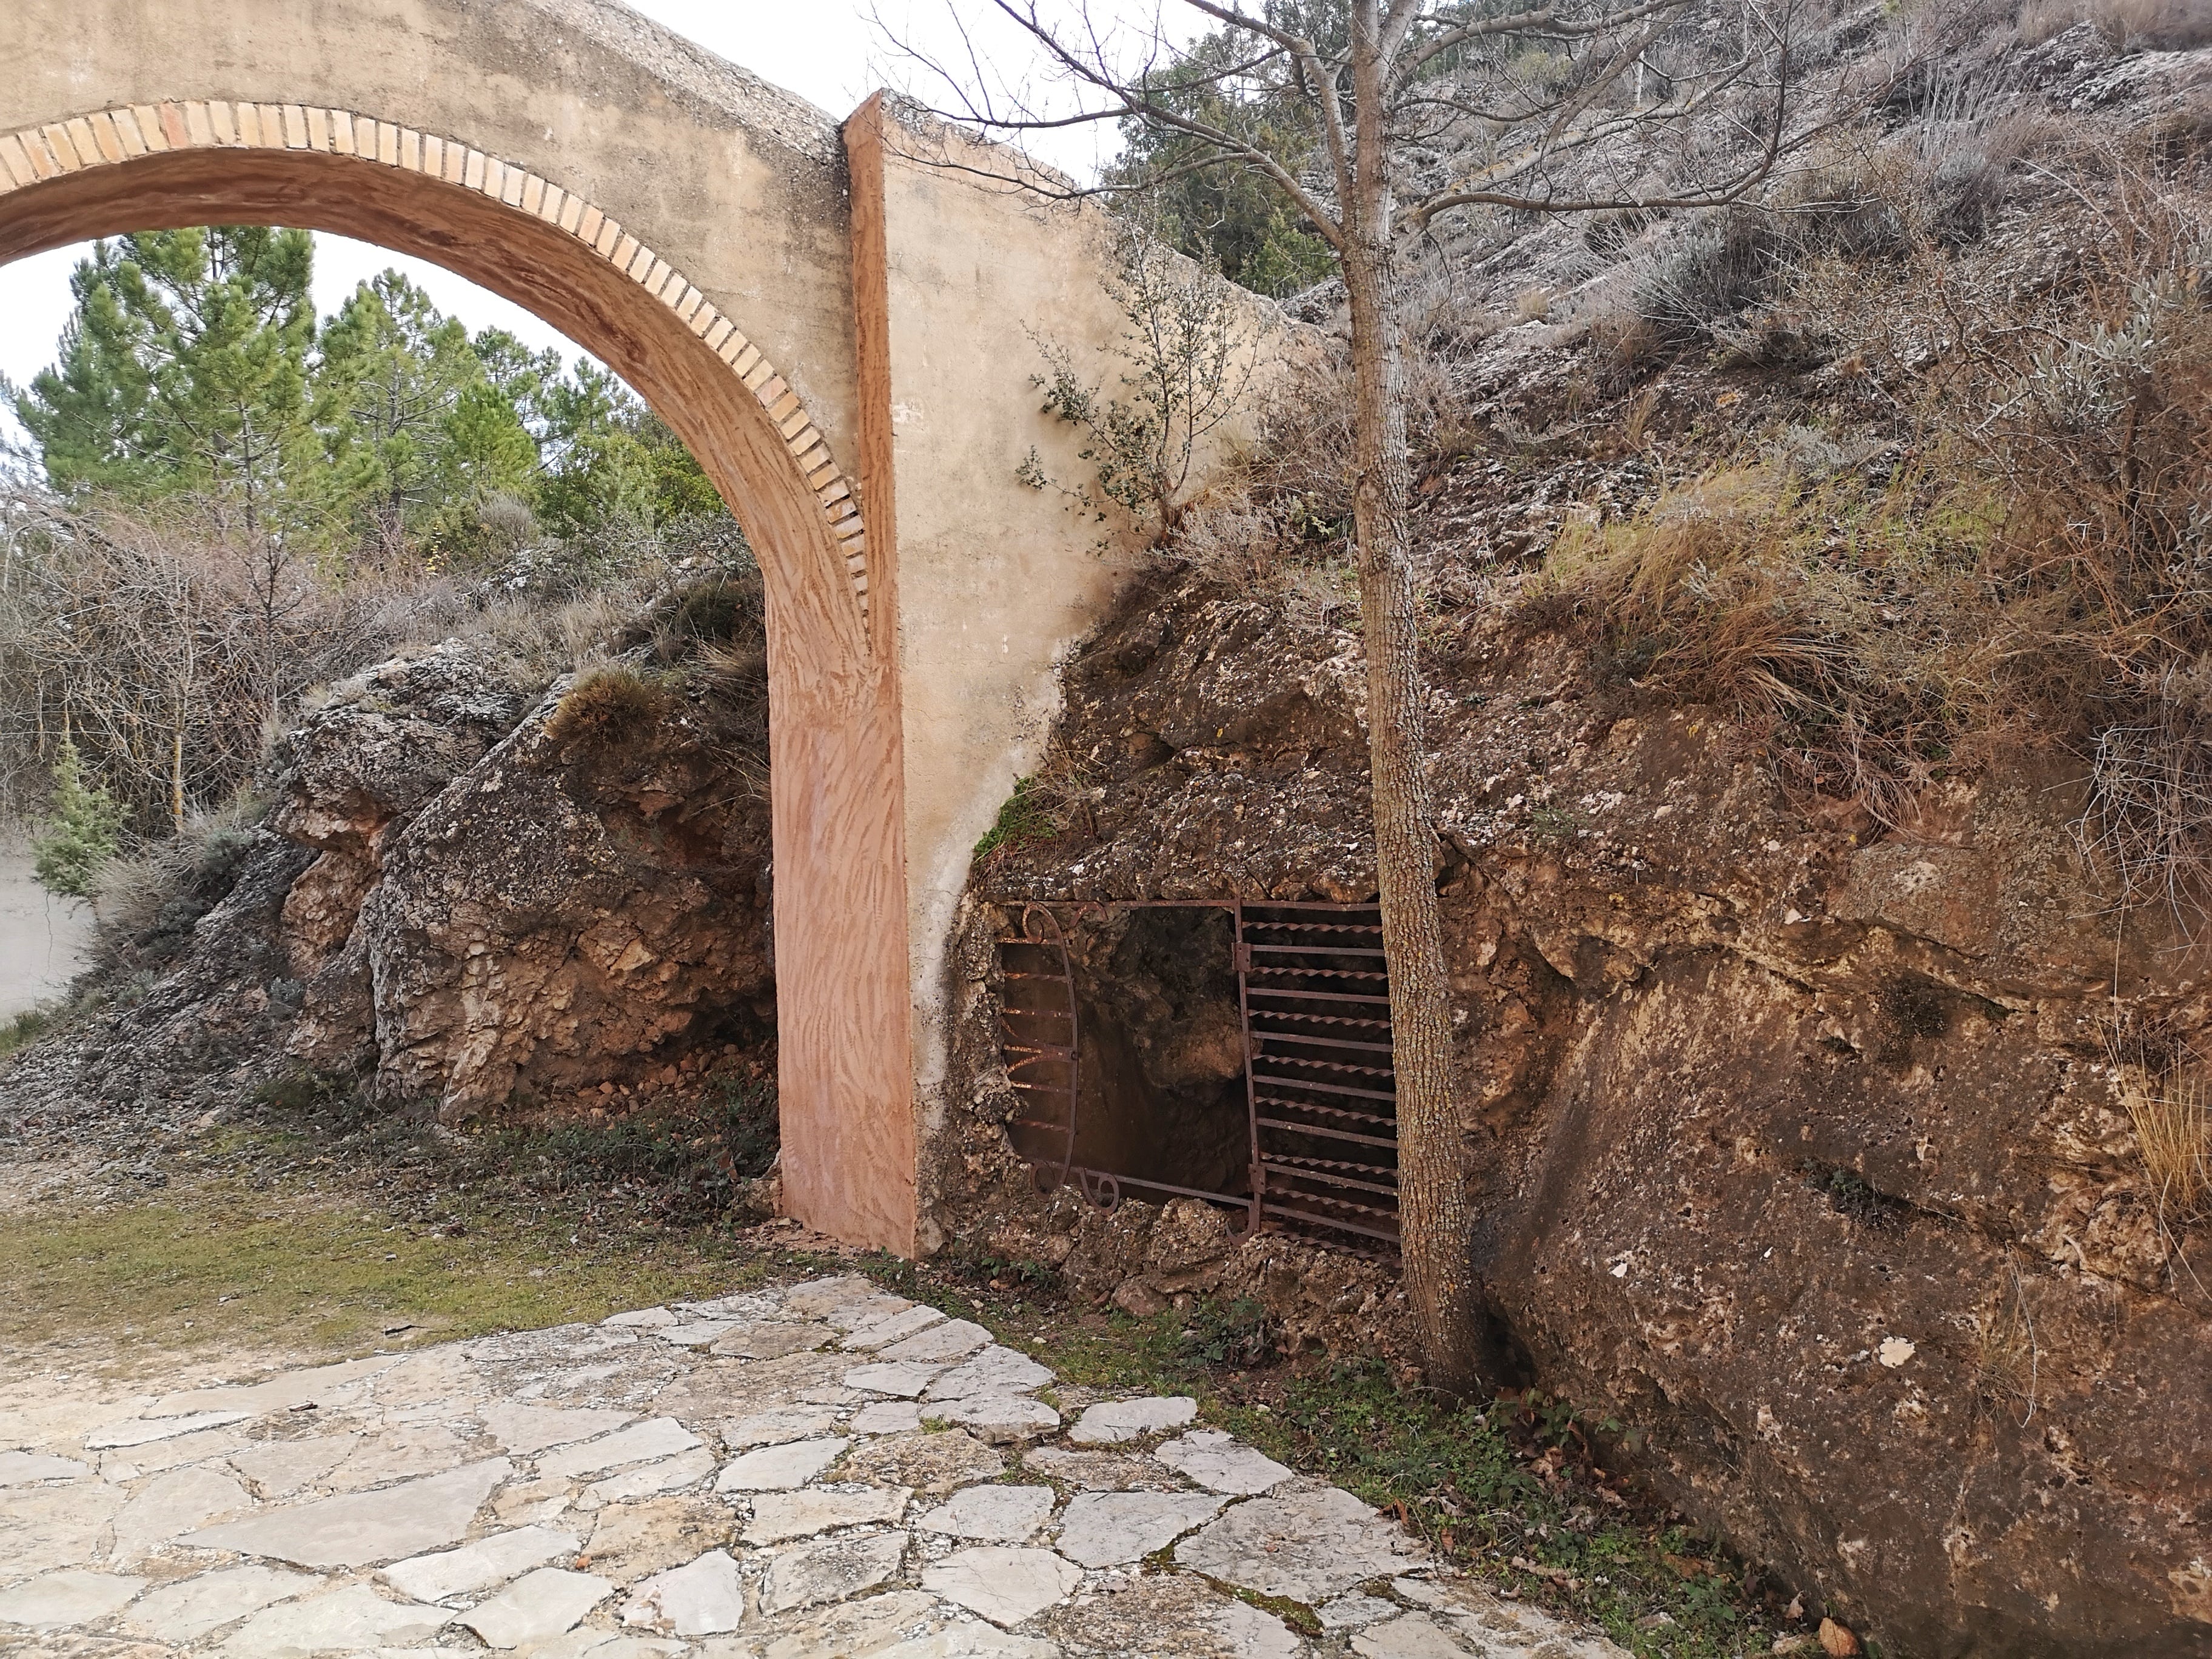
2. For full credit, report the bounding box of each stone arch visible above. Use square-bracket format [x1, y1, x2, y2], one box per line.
[0, 50, 922, 1255]
[0, 99, 874, 635]
[0, 0, 1248, 1262]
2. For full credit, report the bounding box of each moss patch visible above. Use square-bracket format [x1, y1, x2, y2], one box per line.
[0, 1162, 774, 1369]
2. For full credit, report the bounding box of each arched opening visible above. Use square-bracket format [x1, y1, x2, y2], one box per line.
[0, 100, 918, 1255]
[0, 105, 873, 640]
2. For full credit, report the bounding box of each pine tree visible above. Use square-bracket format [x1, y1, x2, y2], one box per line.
[32, 739, 129, 902]
[313, 275, 545, 563]
[15, 227, 320, 532]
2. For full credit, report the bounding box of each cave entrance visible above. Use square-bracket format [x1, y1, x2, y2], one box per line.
[996, 900, 1401, 1259]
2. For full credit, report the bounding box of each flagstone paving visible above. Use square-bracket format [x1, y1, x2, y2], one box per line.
[0, 1274, 1630, 1657]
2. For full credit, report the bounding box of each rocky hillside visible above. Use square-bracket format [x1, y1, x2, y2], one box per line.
[1, 581, 780, 1169]
[930, 18, 2212, 1658]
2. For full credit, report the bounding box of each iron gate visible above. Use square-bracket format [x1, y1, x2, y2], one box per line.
[993, 900, 1401, 1261]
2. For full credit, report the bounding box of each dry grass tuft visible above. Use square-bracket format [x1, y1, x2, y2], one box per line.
[543, 667, 680, 751]
[1530, 464, 2003, 825]
[2019, 0, 2212, 50]
[2119, 1047, 2212, 1215]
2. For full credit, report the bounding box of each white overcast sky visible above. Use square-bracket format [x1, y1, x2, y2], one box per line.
[0, 1, 1184, 430]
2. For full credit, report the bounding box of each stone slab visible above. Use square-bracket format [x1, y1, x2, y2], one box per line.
[85, 1410, 252, 1449]
[873, 1630, 1062, 1659]
[537, 1419, 699, 1480]
[478, 1403, 635, 1455]
[0, 1569, 146, 1629]
[711, 1322, 834, 1360]
[182, 1457, 513, 1567]
[742, 1484, 909, 1544]
[583, 1496, 732, 1584]
[380, 1525, 580, 1602]
[0, 1452, 88, 1486]
[587, 1447, 717, 1505]
[1352, 1611, 1478, 1657]
[917, 1484, 1055, 1542]
[1155, 1430, 1293, 1495]
[1321, 1592, 1403, 1629]
[111, 1464, 252, 1561]
[820, 1293, 916, 1333]
[840, 1305, 945, 1350]
[1067, 1397, 1197, 1445]
[1021, 1446, 1170, 1492]
[850, 1402, 927, 1435]
[218, 1583, 447, 1655]
[716, 1437, 850, 1492]
[149, 1356, 396, 1418]
[120, 1564, 320, 1643]
[844, 1361, 942, 1398]
[227, 1436, 358, 1498]
[925, 1346, 1054, 1401]
[456, 1566, 613, 1649]
[622, 1549, 745, 1637]
[836, 1429, 1005, 1496]
[760, 1530, 906, 1615]
[876, 1321, 994, 1365]
[1175, 1486, 1428, 1603]
[657, 1322, 739, 1349]
[725, 1407, 842, 1449]
[1054, 1490, 1225, 1567]
[921, 1546, 1081, 1628]
[777, 1278, 879, 1318]
[936, 1396, 1061, 1443]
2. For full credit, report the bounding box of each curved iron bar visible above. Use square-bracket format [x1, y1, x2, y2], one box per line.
[1004, 903, 1081, 1195]
[1074, 1165, 1121, 1212]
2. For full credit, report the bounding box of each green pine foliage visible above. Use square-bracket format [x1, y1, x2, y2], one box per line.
[1101, 5, 1338, 299]
[4, 226, 751, 829]
[31, 740, 128, 901]
[10, 227, 736, 576]
[17, 227, 319, 521]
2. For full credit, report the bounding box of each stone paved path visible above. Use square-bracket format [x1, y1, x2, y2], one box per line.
[0, 1275, 1629, 1658]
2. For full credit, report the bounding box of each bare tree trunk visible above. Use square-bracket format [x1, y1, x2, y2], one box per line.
[1345, 0, 1480, 1398]
[170, 719, 186, 831]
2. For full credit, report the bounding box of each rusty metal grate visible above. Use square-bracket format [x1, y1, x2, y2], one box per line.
[1239, 903, 1399, 1259]
[991, 899, 1399, 1262]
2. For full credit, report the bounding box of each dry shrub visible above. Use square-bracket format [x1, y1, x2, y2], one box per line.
[0, 492, 461, 826]
[543, 668, 680, 751]
[2128, 1061, 2211, 1214]
[1535, 464, 2005, 823]
[2020, 0, 2212, 49]
[89, 790, 264, 969]
[1549, 129, 2212, 857]
[2108, 1017, 2212, 1234]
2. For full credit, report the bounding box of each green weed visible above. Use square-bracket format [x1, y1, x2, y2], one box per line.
[973, 777, 1058, 863]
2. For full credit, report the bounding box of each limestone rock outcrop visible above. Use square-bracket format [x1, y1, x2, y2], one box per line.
[953, 571, 2212, 1659]
[6, 630, 777, 1136]
[275, 645, 776, 1119]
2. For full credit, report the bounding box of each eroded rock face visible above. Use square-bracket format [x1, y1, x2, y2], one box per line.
[4, 628, 777, 1140]
[953, 571, 2212, 1658]
[343, 674, 775, 1118]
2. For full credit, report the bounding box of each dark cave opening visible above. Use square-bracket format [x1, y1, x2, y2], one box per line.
[1000, 905, 1252, 1207]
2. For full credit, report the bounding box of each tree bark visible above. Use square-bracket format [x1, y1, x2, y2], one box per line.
[1344, 1, 1481, 1399]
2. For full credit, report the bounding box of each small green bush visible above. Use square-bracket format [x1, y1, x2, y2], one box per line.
[32, 740, 128, 902]
[973, 777, 1057, 863]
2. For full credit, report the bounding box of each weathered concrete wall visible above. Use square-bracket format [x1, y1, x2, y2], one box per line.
[848, 103, 1155, 1250]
